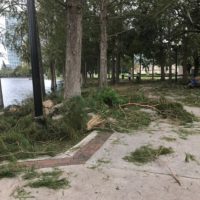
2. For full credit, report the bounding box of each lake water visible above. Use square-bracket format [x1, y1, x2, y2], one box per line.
[1, 78, 51, 107]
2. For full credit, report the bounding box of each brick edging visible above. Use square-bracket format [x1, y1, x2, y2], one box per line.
[20, 132, 112, 169]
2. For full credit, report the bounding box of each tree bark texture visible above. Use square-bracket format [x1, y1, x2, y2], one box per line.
[152, 58, 155, 80]
[132, 54, 135, 80]
[36, 21, 45, 97]
[81, 62, 87, 85]
[194, 52, 199, 77]
[161, 65, 165, 81]
[139, 54, 142, 79]
[64, 0, 83, 99]
[116, 52, 121, 83]
[115, 38, 121, 83]
[112, 54, 116, 84]
[169, 65, 172, 81]
[99, 0, 108, 88]
[50, 60, 57, 92]
[182, 38, 189, 82]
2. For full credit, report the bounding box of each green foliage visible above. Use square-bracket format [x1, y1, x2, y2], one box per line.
[181, 95, 200, 107]
[41, 169, 62, 178]
[12, 187, 34, 199]
[28, 177, 69, 190]
[129, 92, 150, 103]
[124, 145, 174, 164]
[95, 87, 126, 107]
[52, 96, 88, 140]
[106, 108, 152, 133]
[28, 169, 69, 190]
[83, 88, 152, 132]
[0, 96, 88, 161]
[156, 100, 195, 124]
[0, 163, 26, 179]
[177, 127, 200, 140]
[0, 65, 31, 77]
[161, 136, 176, 142]
[22, 168, 39, 180]
[0, 67, 14, 77]
[13, 65, 31, 77]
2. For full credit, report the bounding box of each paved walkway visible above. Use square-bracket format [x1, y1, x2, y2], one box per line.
[1, 109, 200, 199]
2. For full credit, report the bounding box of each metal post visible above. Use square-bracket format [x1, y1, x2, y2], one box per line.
[27, 0, 43, 117]
[0, 79, 4, 109]
[175, 48, 178, 82]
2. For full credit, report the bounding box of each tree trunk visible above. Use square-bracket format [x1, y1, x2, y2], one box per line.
[152, 58, 155, 80]
[99, 0, 108, 88]
[81, 62, 87, 85]
[132, 54, 135, 80]
[182, 38, 189, 82]
[182, 58, 188, 82]
[97, 56, 100, 79]
[116, 52, 121, 83]
[64, 0, 83, 99]
[139, 53, 142, 80]
[50, 60, 57, 92]
[108, 58, 111, 79]
[161, 65, 165, 81]
[112, 54, 116, 84]
[0, 79, 4, 108]
[115, 38, 121, 83]
[169, 65, 172, 81]
[36, 21, 45, 97]
[194, 53, 199, 77]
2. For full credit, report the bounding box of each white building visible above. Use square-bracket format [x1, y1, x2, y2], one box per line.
[0, 15, 21, 69]
[0, 16, 9, 69]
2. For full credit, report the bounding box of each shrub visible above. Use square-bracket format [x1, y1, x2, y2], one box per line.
[95, 87, 125, 107]
[156, 101, 195, 123]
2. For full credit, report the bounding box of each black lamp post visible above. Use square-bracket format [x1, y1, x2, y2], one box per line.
[27, 0, 43, 117]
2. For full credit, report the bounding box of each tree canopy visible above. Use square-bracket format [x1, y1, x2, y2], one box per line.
[0, 0, 199, 93]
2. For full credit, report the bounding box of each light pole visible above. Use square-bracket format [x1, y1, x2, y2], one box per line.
[27, 0, 43, 117]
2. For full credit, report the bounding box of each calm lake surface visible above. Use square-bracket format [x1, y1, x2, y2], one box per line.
[1, 78, 51, 107]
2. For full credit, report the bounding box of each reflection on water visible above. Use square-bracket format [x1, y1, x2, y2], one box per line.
[1, 78, 51, 107]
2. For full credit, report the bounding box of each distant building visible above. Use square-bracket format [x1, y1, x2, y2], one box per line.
[0, 16, 8, 69]
[5, 16, 21, 69]
[7, 49, 21, 68]
[0, 15, 21, 69]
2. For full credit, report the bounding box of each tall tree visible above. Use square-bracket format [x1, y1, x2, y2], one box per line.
[64, 0, 83, 99]
[99, 0, 108, 87]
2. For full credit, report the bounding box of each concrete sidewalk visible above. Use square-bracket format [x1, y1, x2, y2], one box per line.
[1, 118, 200, 200]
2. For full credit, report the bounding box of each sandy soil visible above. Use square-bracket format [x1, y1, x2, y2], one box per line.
[1, 106, 200, 200]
